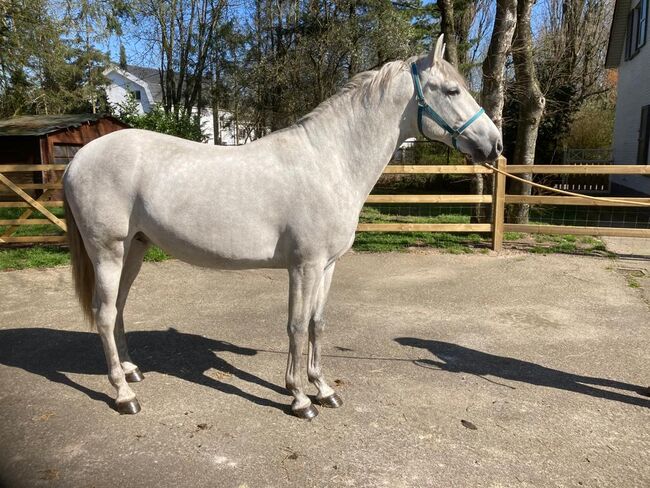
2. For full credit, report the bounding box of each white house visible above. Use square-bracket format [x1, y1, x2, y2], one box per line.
[606, 0, 650, 195]
[104, 65, 255, 145]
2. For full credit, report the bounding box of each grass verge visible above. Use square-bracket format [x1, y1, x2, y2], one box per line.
[0, 246, 171, 271]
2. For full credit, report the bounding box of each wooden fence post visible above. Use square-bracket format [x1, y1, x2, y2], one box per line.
[491, 155, 506, 251]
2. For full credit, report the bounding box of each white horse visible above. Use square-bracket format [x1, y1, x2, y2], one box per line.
[63, 36, 501, 419]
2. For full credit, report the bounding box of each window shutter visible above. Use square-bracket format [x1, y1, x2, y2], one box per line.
[627, 11, 635, 59]
[638, 106, 650, 165]
[639, 0, 648, 48]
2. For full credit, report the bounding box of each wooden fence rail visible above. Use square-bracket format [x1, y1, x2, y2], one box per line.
[1, 159, 650, 249]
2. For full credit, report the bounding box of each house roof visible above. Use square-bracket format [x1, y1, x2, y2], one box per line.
[605, 0, 631, 68]
[106, 64, 212, 105]
[0, 114, 127, 137]
[123, 65, 164, 102]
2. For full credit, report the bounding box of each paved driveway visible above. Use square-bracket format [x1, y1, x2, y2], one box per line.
[1, 251, 649, 487]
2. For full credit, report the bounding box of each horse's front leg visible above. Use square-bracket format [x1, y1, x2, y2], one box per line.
[285, 262, 324, 419]
[308, 263, 342, 408]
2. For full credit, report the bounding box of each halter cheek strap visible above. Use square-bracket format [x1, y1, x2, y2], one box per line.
[410, 62, 485, 150]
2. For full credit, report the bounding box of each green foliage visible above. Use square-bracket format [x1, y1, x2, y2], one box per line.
[114, 92, 206, 142]
[0, 0, 129, 117]
[566, 95, 616, 149]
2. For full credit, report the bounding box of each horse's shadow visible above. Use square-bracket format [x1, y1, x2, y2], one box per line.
[395, 337, 650, 408]
[0, 327, 290, 413]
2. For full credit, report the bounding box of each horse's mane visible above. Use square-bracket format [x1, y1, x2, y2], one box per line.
[297, 55, 468, 126]
[297, 59, 408, 125]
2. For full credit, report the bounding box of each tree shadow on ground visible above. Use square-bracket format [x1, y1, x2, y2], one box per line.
[395, 337, 650, 408]
[0, 327, 290, 413]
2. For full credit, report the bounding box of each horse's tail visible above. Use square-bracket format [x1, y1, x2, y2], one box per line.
[64, 193, 95, 328]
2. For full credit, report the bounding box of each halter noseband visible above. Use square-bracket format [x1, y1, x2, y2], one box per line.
[410, 62, 485, 150]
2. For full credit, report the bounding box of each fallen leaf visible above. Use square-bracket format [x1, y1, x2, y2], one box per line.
[461, 419, 477, 430]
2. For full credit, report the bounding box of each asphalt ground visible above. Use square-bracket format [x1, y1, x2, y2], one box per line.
[1, 251, 649, 487]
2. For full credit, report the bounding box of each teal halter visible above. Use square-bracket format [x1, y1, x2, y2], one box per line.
[410, 62, 485, 150]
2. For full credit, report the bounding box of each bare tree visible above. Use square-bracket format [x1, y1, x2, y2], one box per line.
[481, 0, 517, 133]
[509, 0, 546, 223]
[469, 0, 518, 222]
[141, 0, 226, 118]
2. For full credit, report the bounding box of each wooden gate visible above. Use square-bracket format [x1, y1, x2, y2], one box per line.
[0, 164, 67, 245]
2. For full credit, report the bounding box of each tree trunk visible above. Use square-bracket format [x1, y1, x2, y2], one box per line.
[481, 0, 518, 133]
[478, 0, 518, 222]
[509, 0, 546, 224]
[437, 0, 458, 67]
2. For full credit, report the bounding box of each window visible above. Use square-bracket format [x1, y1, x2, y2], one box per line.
[639, 106, 650, 165]
[626, 0, 649, 59]
[134, 90, 141, 101]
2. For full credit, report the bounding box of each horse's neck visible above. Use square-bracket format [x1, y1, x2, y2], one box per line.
[298, 69, 414, 204]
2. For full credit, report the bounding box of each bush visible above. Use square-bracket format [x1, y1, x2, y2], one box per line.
[113, 92, 206, 142]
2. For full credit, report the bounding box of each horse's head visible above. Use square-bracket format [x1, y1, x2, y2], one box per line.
[409, 35, 502, 163]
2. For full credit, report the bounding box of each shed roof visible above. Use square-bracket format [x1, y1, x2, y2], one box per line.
[0, 114, 126, 137]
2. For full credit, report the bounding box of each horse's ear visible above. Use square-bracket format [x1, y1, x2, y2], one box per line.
[430, 34, 445, 66]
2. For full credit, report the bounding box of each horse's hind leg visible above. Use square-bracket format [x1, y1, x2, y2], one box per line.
[308, 263, 342, 408]
[93, 243, 140, 414]
[115, 236, 150, 383]
[286, 262, 325, 419]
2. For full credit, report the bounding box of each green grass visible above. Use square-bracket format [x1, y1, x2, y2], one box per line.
[355, 207, 484, 253]
[353, 231, 483, 253]
[0, 246, 70, 270]
[528, 233, 611, 256]
[359, 206, 471, 225]
[0, 245, 171, 271]
[0, 207, 65, 237]
[144, 246, 171, 262]
[627, 278, 641, 289]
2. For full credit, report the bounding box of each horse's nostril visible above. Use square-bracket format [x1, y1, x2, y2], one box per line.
[496, 140, 503, 154]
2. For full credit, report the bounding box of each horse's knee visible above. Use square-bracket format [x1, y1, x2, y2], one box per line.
[287, 320, 308, 338]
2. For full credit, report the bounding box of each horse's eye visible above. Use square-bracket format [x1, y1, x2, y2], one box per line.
[446, 85, 461, 96]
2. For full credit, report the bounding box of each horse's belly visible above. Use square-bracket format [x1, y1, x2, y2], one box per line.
[141, 213, 286, 269]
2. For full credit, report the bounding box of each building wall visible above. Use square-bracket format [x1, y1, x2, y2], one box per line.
[193, 107, 253, 146]
[105, 71, 152, 114]
[611, 0, 650, 195]
[105, 70, 260, 146]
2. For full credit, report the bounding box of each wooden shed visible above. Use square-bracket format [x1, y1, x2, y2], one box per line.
[0, 114, 128, 199]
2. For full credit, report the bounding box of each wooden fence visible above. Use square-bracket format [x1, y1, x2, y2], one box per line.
[0, 164, 67, 245]
[359, 156, 650, 251]
[1, 158, 650, 250]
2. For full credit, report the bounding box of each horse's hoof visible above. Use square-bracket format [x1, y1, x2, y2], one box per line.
[318, 393, 343, 408]
[117, 399, 141, 415]
[125, 367, 144, 383]
[293, 404, 319, 420]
